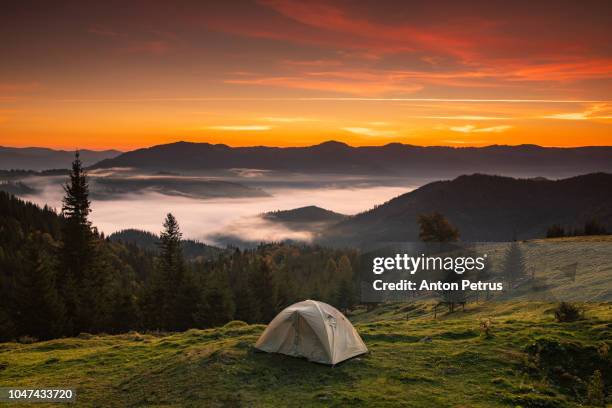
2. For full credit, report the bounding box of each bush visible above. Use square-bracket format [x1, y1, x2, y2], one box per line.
[586, 370, 605, 407]
[479, 318, 493, 338]
[546, 224, 565, 238]
[584, 219, 608, 236]
[554, 302, 582, 322]
[524, 338, 611, 397]
[223, 320, 248, 329]
[17, 335, 37, 344]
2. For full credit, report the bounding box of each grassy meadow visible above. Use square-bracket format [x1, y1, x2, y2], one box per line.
[0, 300, 610, 407]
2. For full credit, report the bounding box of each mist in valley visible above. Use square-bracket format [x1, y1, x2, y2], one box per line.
[18, 169, 414, 246]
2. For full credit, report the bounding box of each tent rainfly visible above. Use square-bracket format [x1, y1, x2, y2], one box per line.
[255, 299, 368, 365]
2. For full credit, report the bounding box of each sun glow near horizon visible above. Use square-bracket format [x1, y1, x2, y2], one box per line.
[1, 1, 611, 150]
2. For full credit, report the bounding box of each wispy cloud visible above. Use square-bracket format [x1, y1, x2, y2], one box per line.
[124, 40, 174, 55]
[88, 24, 126, 38]
[424, 115, 512, 120]
[225, 75, 423, 96]
[88, 24, 178, 55]
[541, 104, 611, 121]
[0, 82, 41, 93]
[208, 125, 272, 131]
[449, 125, 512, 133]
[343, 127, 397, 137]
[443, 139, 488, 144]
[260, 117, 318, 123]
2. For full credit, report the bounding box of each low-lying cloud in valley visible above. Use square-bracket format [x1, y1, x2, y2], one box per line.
[18, 170, 412, 246]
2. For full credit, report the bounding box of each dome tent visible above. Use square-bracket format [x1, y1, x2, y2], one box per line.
[255, 300, 368, 365]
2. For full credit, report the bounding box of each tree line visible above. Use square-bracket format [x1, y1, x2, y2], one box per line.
[0, 153, 359, 341]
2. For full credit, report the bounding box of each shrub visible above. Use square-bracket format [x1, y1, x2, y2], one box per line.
[546, 224, 565, 238]
[223, 320, 248, 329]
[479, 318, 493, 338]
[584, 219, 608, 236]
[17, 335, 37, 344]
[554, 302, 582, 322]
[586, 370, 605, 407]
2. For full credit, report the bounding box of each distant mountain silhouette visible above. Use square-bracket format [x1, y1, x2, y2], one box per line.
[320, 173, 612, 245]
[108, 229, 221, 260]
[0, 146, 121, 171]
[92, 141, 612, 178]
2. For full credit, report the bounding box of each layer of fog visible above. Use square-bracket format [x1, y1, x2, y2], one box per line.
[21, 171, 414, 246]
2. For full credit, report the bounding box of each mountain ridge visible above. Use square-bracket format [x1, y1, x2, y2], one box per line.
[91, 141, 612, 177]
[0, 146, 122, 170]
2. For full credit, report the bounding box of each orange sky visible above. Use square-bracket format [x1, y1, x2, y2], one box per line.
[1, 0, 611, 150]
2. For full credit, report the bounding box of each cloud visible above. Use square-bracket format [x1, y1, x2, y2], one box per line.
[205, 0, 612, 97]
[343, 127, 397, 137]
[543, 112, 591, 120]
[449, 125, 512, 133]
[541, 104, 611, 121]
[124, 40, 174, 55]
[208, 125, 272, 131]
[225, 74, 423, 96]
[424, 115, 512, 121]
[0, 82, 41, 93]
[260, 117, 318, 123]
[443, 140, 488, 145]
[88, 25, 125, 38]
[88, 24, 178, 55]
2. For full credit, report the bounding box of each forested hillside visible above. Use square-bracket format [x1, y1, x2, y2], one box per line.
[0, 155, 360, 341]
[108, 229, 222, 261]
[322, 173, 612, 245]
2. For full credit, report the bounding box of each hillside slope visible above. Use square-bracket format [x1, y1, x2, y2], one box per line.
[0, 302, 609, 407]
[321, 173, 612, 244]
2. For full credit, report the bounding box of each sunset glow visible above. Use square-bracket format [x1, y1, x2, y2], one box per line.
[1, 1, 611, 149]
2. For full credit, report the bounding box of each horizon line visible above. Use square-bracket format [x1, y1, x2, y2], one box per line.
[3, 140, 612, 153]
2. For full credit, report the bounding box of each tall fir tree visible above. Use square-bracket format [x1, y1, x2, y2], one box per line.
[144, 213, 195, 331]
[59, 151, 96, 334]
[502, 241, 527, 288]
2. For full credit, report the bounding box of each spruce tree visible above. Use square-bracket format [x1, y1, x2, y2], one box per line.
[59, 151, 95, 334]
[333, 255, 356, 312]
[146, 213, 192, 331]
[502, 241, 527, 288]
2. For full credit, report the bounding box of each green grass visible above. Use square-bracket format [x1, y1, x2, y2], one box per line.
[1, 302, 610, 407]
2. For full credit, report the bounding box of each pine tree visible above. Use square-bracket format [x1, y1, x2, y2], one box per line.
[502, 241, 527, 288]
[59, 151, 95, 334]
[145, 213, 191, 331]
[334, 278, 355, 313]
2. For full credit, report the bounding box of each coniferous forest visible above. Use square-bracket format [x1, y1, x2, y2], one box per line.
[0, 154, 360, 341]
